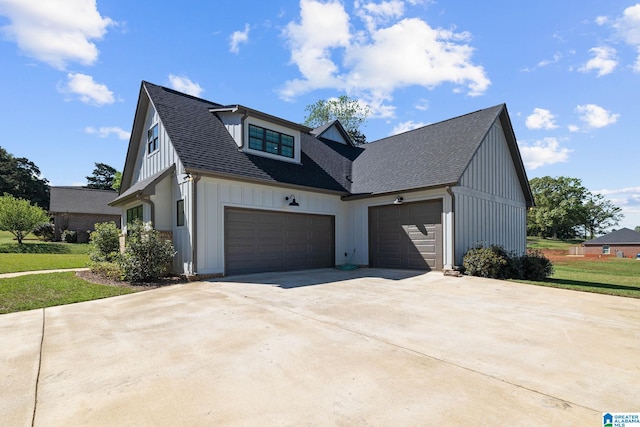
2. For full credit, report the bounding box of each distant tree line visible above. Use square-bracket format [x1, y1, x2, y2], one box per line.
[0, 146, 50, 209]
[527, 176, 623, 240]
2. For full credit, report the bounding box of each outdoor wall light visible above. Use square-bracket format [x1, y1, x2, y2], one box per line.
[286, 194, 299, 206]
[183, 173, 193, 182]
[393, 196, 404, 205]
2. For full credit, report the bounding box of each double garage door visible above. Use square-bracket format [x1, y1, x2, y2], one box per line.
[369, 199, 443, 270]
[225, 208, 335, 276]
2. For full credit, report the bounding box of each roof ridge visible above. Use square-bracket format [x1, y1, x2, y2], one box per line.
[369, 103, 505, 145]
[143, 80, 222, 107]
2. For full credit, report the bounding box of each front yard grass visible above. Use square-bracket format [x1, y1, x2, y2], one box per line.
[0, 272, 139, 314]
[515, 257, 640, 298]
[0, 253, 90, 274]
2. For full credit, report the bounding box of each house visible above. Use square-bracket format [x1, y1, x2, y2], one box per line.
[111, 81, 533, 277]
[582, 228, 640, 258]
[49, 186, 122, 243]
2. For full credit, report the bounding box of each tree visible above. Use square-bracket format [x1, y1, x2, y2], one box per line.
[0, 146, 50, 209]
[527, 176, 623, 239]
[0, 194, 50, 244]
[86, 162, 118, 190]
[635, 226, 640, 233]
[528, 176, 588, 239]
[582, 193, 623, 239]
[111, 171, 122, 192]
[303, 95, 371, 144]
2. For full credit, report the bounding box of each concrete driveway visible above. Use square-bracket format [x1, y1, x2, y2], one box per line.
[2, 269, 639, 426]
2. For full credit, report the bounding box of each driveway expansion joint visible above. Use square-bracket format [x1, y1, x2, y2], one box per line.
[31, 308, 45, 427]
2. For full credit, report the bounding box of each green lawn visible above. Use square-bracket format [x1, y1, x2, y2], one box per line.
[526, 236, 583, 250]
[517, 246, 640, 298]
[0, 272, 138, 314]
[0, 229, 90, 273]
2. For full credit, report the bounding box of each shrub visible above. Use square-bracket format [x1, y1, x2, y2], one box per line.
[462, 244, 553, 281]
[518, 250, 554, 281]
[120, 220, 175, 283]
[90, 261, 124, 281]
[89, 222, 121, 263]
[61, 229, 77, 243]
[32, 222, 55, 241]
[462, 244, 510, 279]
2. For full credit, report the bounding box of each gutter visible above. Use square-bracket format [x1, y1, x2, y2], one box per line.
[190, 173, 201, 276]
[445, 185, 456, 269]
[137, 194, 155, 226]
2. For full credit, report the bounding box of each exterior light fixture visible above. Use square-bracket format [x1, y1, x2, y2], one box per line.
[286, 195, 299, 206]
[393, 196, 404, 205]
[183, 173, 193, 182]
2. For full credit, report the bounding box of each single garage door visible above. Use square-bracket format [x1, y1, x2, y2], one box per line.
[369, 200, 443, 270]
[225, 208, 335, 275]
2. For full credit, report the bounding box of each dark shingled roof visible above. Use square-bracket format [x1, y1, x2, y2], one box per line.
[125, 82, 531, 204]
[143, 82, 350, 194]
[350, 105, 505, 195]
[583, 228, 640, 245]
[50, 187, 120, 215]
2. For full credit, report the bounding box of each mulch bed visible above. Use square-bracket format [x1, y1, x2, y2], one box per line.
[76, 270, 188, 290]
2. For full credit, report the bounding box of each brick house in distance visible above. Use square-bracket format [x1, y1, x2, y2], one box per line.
[582, 228, 640, 258]
[49, 187, 121, 243]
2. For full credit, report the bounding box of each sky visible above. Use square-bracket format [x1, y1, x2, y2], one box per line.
[0, 0, 638, 231]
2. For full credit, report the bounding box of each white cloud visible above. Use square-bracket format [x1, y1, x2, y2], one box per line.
[390, 119, 427, 135]
[229, 23, 250, 54]
[518, 137, 572, 170]
[576, 104, 619, 128]
[355, 0, 405, 32]
[595, 187, 640, 222]
[281, 0, 490, 112]
[0, 0, 113, 69]
[85, 126, 130, 140]
[414, 98, 429, 111]
[568, 124, 580, 132]
[61, 73, 114, 105]
[595, 16, 609, 25]
[579, 46, 617, 76]
[168, 74, 204, 97]
[525, 108, 558, 130]
[537, 52, 562, 68]
[612, 4, 640, 71]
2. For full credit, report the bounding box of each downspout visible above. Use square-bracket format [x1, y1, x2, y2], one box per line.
[238, 111, 248, 150]
[190, 173, 201, 276]
[137, 195, 155, 226]
[445, 186, 456, 269]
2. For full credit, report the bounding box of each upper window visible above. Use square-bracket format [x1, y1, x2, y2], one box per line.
[602, 245, 610, 255]
[248, 124, 294, 158]
[147, 124, 159, 154]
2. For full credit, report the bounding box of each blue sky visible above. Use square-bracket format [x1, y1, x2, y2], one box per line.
[0, 0, 639, 230]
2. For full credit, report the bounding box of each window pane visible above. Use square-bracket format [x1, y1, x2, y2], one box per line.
[247, 124, 294, 158]
[249, 137, 263, 151]
[177, 200, 185, 226]
[281, 146, 293, 158]
[281, 135, 293, 147]
[266, 141, 279, 154]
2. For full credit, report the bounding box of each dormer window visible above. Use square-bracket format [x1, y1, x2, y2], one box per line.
[248, 124, 294, 158]
[147, 124, 159, 154]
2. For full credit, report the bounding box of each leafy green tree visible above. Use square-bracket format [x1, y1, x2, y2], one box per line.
[303, 95, 371, 144]
[0, 194, 50, 244]
[86, 162, 118, 190]
[528, 176, 589, 239]
[582, 193, 623, 239]
[111, 171, 122, 192]
[635, 226, 640, 233]
[0, 146, 50, 209]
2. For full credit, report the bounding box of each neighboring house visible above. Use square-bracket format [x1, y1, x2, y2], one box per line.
[111, 81, 534, 277]
[582, 228, 640, 257]
[49, 186, 121, 243]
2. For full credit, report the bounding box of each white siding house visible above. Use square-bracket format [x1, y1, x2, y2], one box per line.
[112, 81, 533, 277]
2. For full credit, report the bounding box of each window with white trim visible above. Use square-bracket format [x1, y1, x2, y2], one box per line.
[602, 245, 610, 255]
[248, 124, 294, 158]
[147, 124, 159, 154]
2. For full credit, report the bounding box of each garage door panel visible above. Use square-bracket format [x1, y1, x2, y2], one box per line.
[225, 208, 334, 275]
[369, 200, 443, 271]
